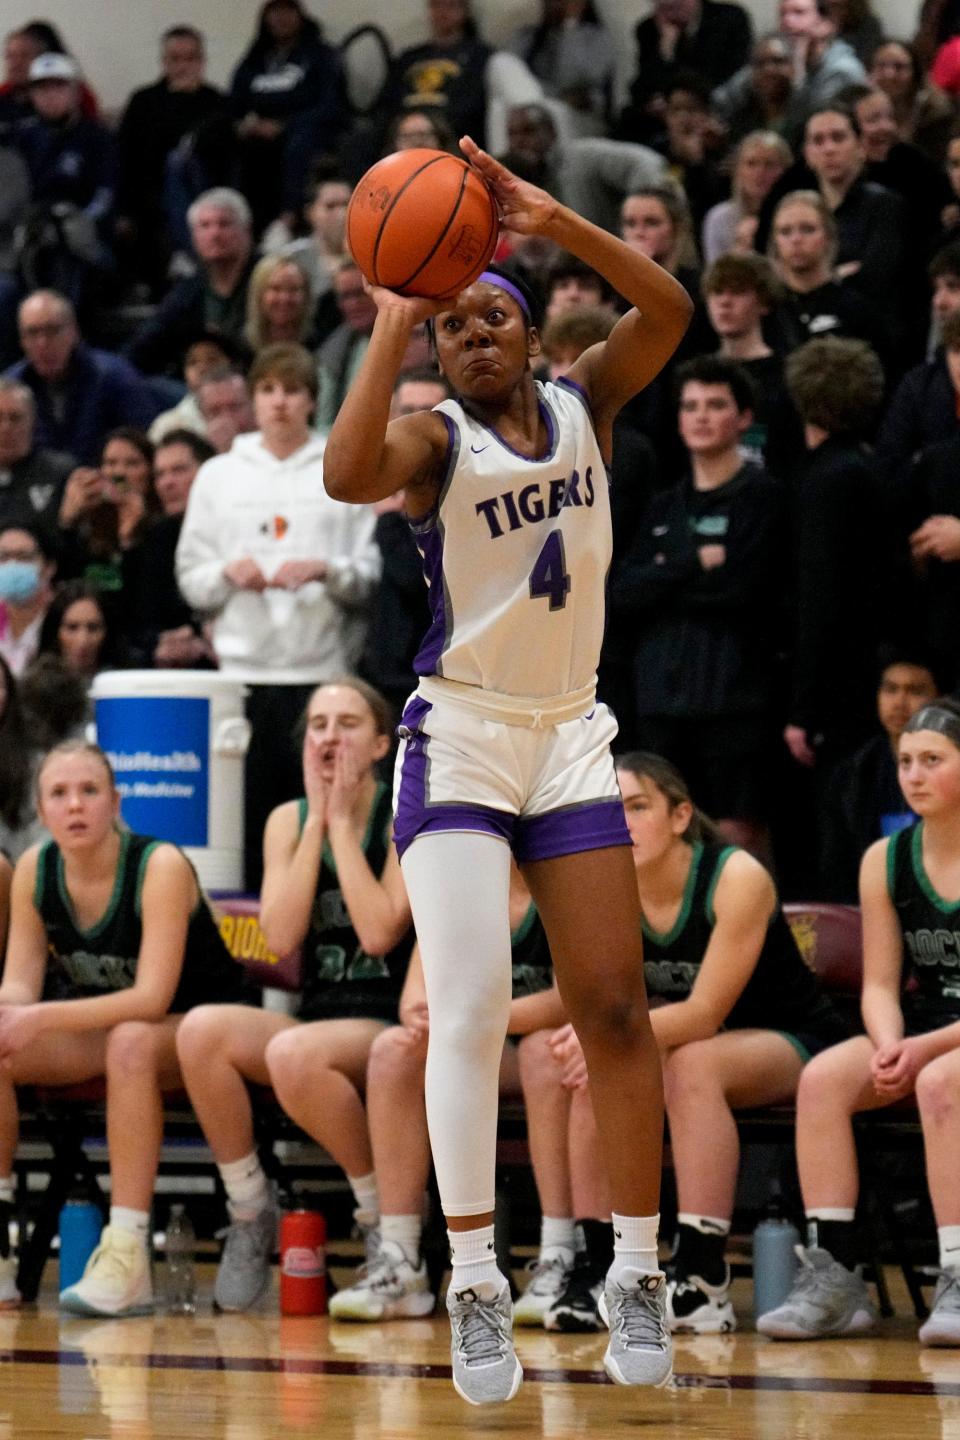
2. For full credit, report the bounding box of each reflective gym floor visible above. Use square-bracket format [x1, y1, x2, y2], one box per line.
[2, 1264, 959, 1438]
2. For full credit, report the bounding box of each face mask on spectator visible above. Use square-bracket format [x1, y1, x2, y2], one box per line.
[0, 559, 42, 604]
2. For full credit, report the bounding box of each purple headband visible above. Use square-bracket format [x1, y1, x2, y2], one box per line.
[478, 270, 531, 321]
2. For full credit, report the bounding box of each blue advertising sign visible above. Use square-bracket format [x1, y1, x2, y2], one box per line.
[96, 696, 209, 846]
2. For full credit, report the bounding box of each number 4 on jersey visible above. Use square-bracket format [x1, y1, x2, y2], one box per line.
[529, 530, 571, 611]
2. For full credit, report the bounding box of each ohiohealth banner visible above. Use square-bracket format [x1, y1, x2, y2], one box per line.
[96, 696, 209, 846]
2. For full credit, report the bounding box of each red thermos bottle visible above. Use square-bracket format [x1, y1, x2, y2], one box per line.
[279, 1209, 327, 1315]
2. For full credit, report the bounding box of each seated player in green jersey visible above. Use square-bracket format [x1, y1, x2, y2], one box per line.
[176, 678, 413, 1313]
[760, 697, 960, 1348]
[525, 751, 846, 1335]
[0, 740, 245, 1317]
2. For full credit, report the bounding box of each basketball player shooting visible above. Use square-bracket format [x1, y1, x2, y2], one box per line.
[324, 136, 692, 1406]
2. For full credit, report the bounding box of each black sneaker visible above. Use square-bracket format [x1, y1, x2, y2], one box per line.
[544, 1250, 607, 1332]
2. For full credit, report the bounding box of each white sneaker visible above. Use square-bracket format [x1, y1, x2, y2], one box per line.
[919, 1269, 960, 1347]
[59, 1227, 154, 1318]
[514, 1252, 573, 1327]
[0, 1257, 19, 1309]
[329, 1240, 435, 1321]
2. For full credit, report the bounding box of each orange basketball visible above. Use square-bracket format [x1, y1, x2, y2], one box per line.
[346, 148, 499, 301]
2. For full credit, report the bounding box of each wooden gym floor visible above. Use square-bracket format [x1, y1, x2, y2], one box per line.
[1, 1263, 958, 1438]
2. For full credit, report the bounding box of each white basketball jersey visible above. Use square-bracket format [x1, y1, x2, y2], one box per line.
[410, 378, 611, 702]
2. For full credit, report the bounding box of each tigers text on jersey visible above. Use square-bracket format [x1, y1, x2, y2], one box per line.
[410, 377, 610, 706]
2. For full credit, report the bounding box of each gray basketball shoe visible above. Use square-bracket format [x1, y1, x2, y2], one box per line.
[447, 1281, 523, 1405]
[213, 1201, 278, 1312]
[756, 1246, 877, 1339]
[599, 1269, 673, 1387]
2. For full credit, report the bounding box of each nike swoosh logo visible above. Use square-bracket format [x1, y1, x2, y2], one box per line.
[614, 1229, 622, 1239]
[471, 444, 488, 454]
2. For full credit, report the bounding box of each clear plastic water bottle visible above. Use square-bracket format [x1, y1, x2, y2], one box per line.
[164, 1203, 197, 1315]
[752, 1201, 801, 1324]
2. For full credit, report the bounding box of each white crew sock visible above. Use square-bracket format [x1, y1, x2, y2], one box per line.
[939, 1225, 960, 1271]
[109, 1207, 150, 1245]
[806, 1207, 856, 1223]
[609, 1213, 660, 1281]
[448, 1223, 503, 1297]
[540, 1215, 576, 1261]
[218, 1152, 271, 1221]
[380, 1214, 423, 1265]
[0, 1177, 14, 1206]
[348, 1171, 380, 1227]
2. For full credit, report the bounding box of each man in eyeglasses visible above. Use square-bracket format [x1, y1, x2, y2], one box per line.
[5, 289, 160, 463]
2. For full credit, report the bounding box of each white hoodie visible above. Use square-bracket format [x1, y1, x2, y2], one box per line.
[175, 431, 380, 684]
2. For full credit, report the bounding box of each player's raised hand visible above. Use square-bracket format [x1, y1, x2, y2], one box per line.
[460, 135, 558, 236]
[362, 277, 443, 325]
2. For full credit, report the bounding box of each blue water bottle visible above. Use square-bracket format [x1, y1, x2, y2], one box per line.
[59, 1200, 103, 1290]
[752, 1201, 800, 1324]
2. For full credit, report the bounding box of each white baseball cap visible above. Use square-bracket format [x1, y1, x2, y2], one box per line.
[28, 53, 80, 84]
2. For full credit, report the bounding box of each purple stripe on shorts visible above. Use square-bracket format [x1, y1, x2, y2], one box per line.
[395, 799, 515, 859]
[394, 695, 517, 857]
[514, 799, 631, 864]
[394, 697, 432, 852]
[398, 693, 432, 735]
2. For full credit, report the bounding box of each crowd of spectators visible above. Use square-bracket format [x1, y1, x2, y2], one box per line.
[0, 0, 959, 900]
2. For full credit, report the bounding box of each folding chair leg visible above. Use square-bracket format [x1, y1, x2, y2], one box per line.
[17, 1165, 73, 1303]
[861, 1175, 930, 1321]
[16, 1115, 107, 1303]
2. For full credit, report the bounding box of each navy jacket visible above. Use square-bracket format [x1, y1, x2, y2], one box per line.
[15, 113, 115, 221]
[6, 344, 161, 464]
